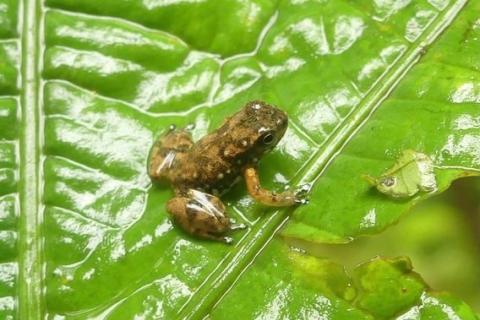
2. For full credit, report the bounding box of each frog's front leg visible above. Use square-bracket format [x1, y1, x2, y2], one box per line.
[244, 166, 310, 206]
[166, 189, 242, 244]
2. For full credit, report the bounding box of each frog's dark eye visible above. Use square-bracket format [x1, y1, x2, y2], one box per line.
[262, 133, 274, 145]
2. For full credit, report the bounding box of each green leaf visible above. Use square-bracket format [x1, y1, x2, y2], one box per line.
[352, 257, 426, 318]
[210, 241, 478, 320]
[283, 0, 480, 244]
[1, 0, 479, 318]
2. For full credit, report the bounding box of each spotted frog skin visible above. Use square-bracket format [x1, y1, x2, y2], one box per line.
[148, 101, 309, 243]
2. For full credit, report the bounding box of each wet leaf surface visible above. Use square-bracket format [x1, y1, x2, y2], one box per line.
[0, 0, 479, 318]
[210, 242, 478, 320]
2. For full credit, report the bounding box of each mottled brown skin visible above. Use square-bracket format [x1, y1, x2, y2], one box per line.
[149, 101, 308, 243]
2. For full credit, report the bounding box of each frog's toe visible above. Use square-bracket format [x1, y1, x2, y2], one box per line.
[294, 183, 311, 205]
[222, 236, 234, 245]
[168, 124, 177, 131]
[230, 222, 247, 231]
[185, 123, 195, 131]
[298, 183, 312, 193]
[294, 198, 309, 205]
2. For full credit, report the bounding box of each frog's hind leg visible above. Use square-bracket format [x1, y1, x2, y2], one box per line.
[166, 189, 243, 244]
[148, 127, 194, 181]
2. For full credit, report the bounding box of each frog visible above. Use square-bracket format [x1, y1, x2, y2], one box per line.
[148, 100, 310, 244]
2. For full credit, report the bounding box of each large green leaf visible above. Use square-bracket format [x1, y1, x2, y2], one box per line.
[0, 0, 479, 318]
[210, 240, 478, 320]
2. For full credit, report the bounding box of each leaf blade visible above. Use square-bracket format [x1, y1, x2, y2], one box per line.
[284, 0, 480, 243]
[5, 0, 479, 318]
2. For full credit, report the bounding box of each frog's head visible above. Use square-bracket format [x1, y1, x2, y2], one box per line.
[237, 100, 288, 157]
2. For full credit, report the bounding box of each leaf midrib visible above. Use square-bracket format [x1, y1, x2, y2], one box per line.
[177, 1, 469, 319]
[18, 0, 43, 319]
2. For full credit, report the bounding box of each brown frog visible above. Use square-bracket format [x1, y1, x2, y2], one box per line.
[148, 101, 309, 243]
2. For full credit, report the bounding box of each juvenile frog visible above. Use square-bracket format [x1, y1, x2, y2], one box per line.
[148, 101, 309, 243]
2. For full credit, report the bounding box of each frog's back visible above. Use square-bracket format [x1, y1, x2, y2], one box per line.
[185, 141, 243, 194]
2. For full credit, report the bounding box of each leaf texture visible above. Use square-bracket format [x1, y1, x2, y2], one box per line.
[0, 0, 19, 318]
[0, 0, 478, 318]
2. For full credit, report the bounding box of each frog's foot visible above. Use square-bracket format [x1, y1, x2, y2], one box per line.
[293, 183, 311, 205]
[185, 123, 195, 131]
[230, 222, 247, 231]
[195, 231, 233, 245]
[228, 218, 247, 231]
[168, 124, 176, 131]
[222, 236, 234, 245]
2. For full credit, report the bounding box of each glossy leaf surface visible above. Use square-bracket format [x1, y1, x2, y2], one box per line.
[0, 0, 479, 318]
[211, 241, 478, 320]
[0, 0, 19, 318]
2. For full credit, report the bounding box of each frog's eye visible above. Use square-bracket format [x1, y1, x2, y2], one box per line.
[262, 133, 274, 145]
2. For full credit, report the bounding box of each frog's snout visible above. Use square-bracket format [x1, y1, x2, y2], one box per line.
[275, 111, 288, 128]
